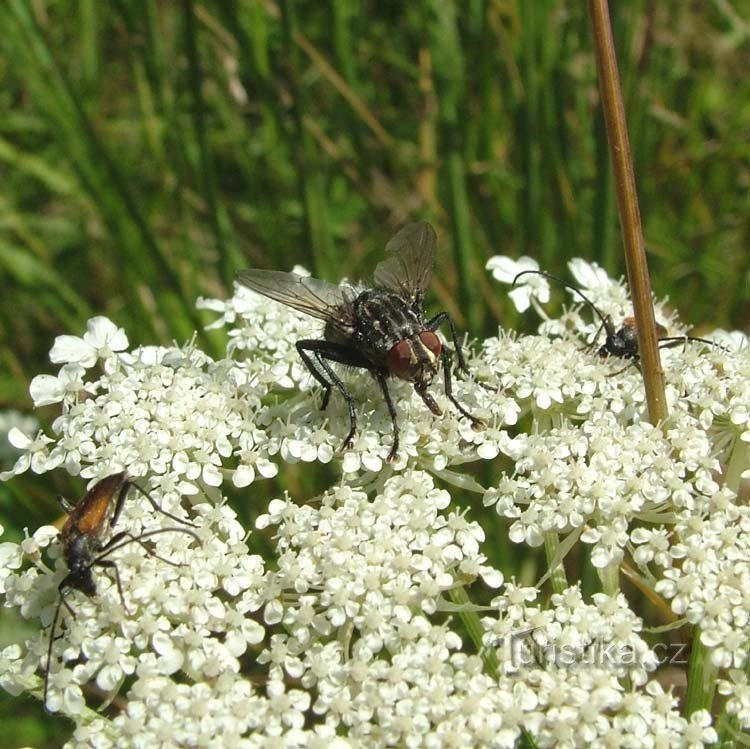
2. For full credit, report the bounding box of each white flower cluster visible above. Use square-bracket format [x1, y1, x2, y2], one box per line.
[481, 584, 716, 747]
[256, 471, 503, 631]
[483, 410, 720, 567]
[0, 254, 747, 745]
[646, 493, 750, 670]
[0, 499, 266, 718]
[2, 317, 280, 491]
[252, 475, 713, 747]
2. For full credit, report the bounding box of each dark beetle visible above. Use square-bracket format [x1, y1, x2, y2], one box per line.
[513, 269, 719, 363]
[44, 472, 197, 711]
[236, 221, 486, 461]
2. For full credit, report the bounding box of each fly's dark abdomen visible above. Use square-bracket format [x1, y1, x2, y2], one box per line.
[351, 290, 424, 357]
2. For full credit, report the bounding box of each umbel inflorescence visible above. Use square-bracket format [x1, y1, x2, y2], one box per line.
[1, 254, 748, 747]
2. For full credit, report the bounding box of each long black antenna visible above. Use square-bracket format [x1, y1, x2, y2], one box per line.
[513, 270, 728, 358]
[512, 269, 612, 331]
[659, 336, 727, 352]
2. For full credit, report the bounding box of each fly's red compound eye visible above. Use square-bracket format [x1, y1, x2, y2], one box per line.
[419, 331, 442, 358]
[388, 340, 413, 376]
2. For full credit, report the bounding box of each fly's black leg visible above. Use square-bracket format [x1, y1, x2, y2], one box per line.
[374, 371, 400, 462]
[415, 382, 442, 416]
[296, 340, 335, 412]
[426, 312, 468, 371]
[440, 350, 486, 431]
[296, 340, 369, 451]
[320, 388, 332, 411]
[426, 312, 485, 430]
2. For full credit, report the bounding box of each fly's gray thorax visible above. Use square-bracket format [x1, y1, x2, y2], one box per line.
[352, 290, 425, 353]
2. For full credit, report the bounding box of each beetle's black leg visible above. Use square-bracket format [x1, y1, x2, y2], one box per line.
[97, 530, 130, 554]
[658, 336, 726, 353]
[57, 495, 75, 514]
[43, 595, 66, 712]
[93, 535, 195, 616]
[95, 528, 199, 565]
[92, 559, 130, 615]
[129, 482, 196, 528]
[583, 320, 606, 352]
[107, 478, 131, 531]
[606, 359, 640, 377]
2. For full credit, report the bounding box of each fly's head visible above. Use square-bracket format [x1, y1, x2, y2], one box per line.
[387, 330, 442, 387]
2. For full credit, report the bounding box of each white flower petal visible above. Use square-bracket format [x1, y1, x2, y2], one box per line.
[202, 463, 223, 487]
[29, 375, 65, 407]
[7, 427, 32, 450]
[508, 286, 533, 313]
[486, 255, 539, 284]
[49, 335, 96, 368]
[84, 316, 129, 352]
[567, 257, 612, 290]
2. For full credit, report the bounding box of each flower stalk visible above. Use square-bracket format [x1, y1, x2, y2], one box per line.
[543, 531, 569, 595]
[724, 434, 749, 495]
[685, 633, 719, 716]
[597, 562, 620, 598]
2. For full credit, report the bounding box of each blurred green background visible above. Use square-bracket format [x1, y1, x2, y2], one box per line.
[0, 1, 748, 745]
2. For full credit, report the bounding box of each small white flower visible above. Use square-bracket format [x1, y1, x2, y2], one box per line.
[0, 428, 58, 480]
[684, 709, 718, 746]
[29, 364, 88, 407]
[487, 255, 549, 312]
[0, 411, 39, 467]
[567, 258, 614, 292]
[718, 669, 750, 729]
[49, 316, 128, 369]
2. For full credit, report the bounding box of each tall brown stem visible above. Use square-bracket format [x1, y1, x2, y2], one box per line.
[588, 0, 668, 426]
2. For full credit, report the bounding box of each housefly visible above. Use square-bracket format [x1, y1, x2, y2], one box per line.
[44, 472, 198, 711]
[513, 269, 720, 363]
[236, 221, 486, 461]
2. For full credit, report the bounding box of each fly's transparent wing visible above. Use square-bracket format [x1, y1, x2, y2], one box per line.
[235, 269, 355, 329]
[373, 221, 437, 308]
